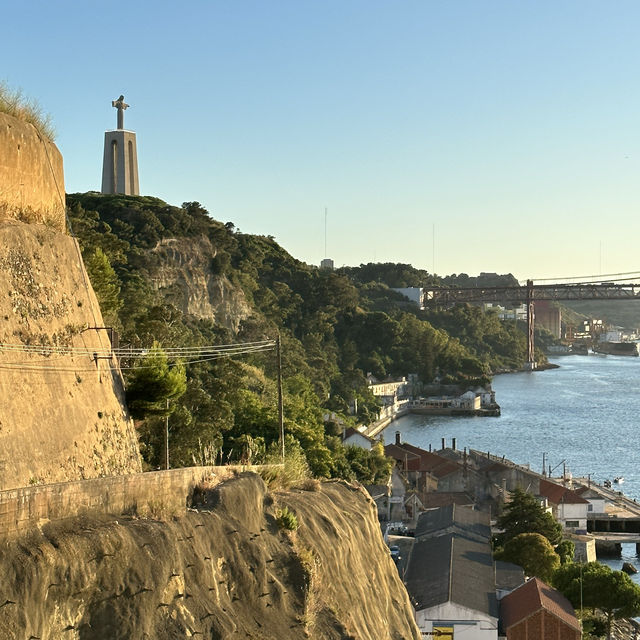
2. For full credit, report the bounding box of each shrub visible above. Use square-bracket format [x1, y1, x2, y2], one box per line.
[276, 506, 299, 531]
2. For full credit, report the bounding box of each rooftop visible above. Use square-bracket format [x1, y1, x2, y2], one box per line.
[405, 533, 498, 617]
[500, 577, 580, 632]
[414, 503, 491, 542]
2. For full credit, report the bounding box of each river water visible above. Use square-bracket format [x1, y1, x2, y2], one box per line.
[385, 353, 640, 572]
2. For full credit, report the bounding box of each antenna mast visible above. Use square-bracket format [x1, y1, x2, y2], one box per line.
[324, 207, 328, 258]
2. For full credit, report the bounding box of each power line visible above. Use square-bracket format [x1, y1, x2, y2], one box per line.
[0, 339, 275, 358]
[0, 339, 276, 373]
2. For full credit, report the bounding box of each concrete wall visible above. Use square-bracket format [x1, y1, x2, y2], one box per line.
[0, 112, 65, 231]
[0, 465, 258, 537]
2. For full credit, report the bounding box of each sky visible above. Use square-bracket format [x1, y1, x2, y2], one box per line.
[3, 1, 640, 281]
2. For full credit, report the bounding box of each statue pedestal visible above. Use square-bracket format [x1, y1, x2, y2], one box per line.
[101, 129, 139, 195]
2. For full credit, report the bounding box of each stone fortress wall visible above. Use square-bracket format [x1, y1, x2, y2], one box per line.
[0, 112, 66, 231]
[0, 465, 248, 537]
[0, 111, 142, 491]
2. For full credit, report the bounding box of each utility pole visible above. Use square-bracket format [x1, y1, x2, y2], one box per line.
[276, 334, 284, 462]
[542, 452, 547, 477]
[164, 398, 170, 470]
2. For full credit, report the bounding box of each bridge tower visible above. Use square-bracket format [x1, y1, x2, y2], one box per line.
[525, 279, 536, 370]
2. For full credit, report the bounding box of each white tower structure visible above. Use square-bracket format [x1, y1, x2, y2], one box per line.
[101, 95, 139, 195]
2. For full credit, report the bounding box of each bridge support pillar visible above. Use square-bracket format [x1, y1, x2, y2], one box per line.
[596, 540, 622, 556]
[526, 279, 536, 370]
[636, 543, 640, 556]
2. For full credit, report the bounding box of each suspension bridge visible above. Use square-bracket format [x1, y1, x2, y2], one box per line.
[423, 272, 640, 370]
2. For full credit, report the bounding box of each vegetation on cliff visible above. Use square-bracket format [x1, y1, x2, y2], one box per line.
[0, 82, 55, 140]
[66, 192, 536, 478]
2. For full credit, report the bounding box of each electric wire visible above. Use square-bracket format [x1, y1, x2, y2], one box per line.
[0, 339, 276, 373]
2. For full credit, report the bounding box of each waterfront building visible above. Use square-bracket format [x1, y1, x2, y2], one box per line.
[538, 479, 589, 531]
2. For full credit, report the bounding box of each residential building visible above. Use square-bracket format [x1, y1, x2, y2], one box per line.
[341, 426, 374, 450]
[366, 374, 409, 400]
[499, 577, 581, 640]
[538, 479, 589, 531]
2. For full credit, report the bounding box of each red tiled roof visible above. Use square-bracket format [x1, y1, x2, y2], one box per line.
[384, 444, 420, 465]
[342, 427, 374, 442]
[539, 479, 589, 505]
[396, 443, 461, 478]
[500, 577, 580, 632]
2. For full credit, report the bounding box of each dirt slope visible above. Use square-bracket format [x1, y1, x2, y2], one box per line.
[0, 473, 420, 639]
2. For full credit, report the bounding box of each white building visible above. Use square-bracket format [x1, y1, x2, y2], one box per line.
[391, 287, 425, 310]
[366, 374, 409, 399]
[539, 480, 589, 531]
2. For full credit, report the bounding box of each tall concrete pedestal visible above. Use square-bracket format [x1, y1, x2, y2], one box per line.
[101, 129, 139, 195]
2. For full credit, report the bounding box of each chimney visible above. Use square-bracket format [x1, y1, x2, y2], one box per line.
[395, 431, 401, 446]
[452, 438, 457, 451]
[441, 437, 445, 450]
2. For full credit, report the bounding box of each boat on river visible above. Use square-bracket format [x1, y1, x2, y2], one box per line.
[614, 476, 625, 484]
[592, 342, 639, 356]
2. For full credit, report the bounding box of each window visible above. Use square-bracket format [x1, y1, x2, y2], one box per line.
[588, 504, 593, 511]
[565, 520, 579, 527]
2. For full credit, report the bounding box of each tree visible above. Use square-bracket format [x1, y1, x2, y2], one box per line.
[496, 533, 560, 582]
[496, 487, 563, 547]
[125, 346, 187, 419]
[556, 539, 575, 565]
[553, 562, 640, 639]
[84, 247, 122, 323]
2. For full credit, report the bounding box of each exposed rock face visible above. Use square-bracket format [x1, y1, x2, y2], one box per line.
[0, 473, 421, 639]
[0, 112, 65, 231]
[150, 236, 251, 332]
[0, 220, 141, 490]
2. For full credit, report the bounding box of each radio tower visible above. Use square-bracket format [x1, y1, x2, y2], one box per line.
[320, 207, 334, 269]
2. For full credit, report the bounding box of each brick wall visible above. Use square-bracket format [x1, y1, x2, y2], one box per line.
[0, 465, 260, 537]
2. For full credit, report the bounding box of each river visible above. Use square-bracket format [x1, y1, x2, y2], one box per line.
[385, 353, 640, 573]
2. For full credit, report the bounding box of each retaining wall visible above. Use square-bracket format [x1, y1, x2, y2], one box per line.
[0, 112, 65, 230]
[0, 465, 260, 537]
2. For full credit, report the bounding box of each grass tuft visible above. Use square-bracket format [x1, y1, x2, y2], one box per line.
[0, 81, 55, 140]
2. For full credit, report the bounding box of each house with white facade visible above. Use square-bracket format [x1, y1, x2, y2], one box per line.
[366, 374, 409, 400]
[341, 426, 374, 450]
[574, 486, 607, 515]
[453, 390, 481, 410]
[538, 479, 589, 531]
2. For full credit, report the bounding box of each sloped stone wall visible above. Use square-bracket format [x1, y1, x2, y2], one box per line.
[0, 112, 65, 231]
[0, 220, 142, 490]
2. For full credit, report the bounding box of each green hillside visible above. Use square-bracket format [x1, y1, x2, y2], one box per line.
[67, 193, 538, 479]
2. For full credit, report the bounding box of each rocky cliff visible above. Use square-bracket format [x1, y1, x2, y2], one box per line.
[0, 472, 421, 639]
[0, 220, 141, 489]
[149, 236, 251, 332]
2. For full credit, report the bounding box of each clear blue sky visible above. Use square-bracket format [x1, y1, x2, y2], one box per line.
[4, 1, 640, 281]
